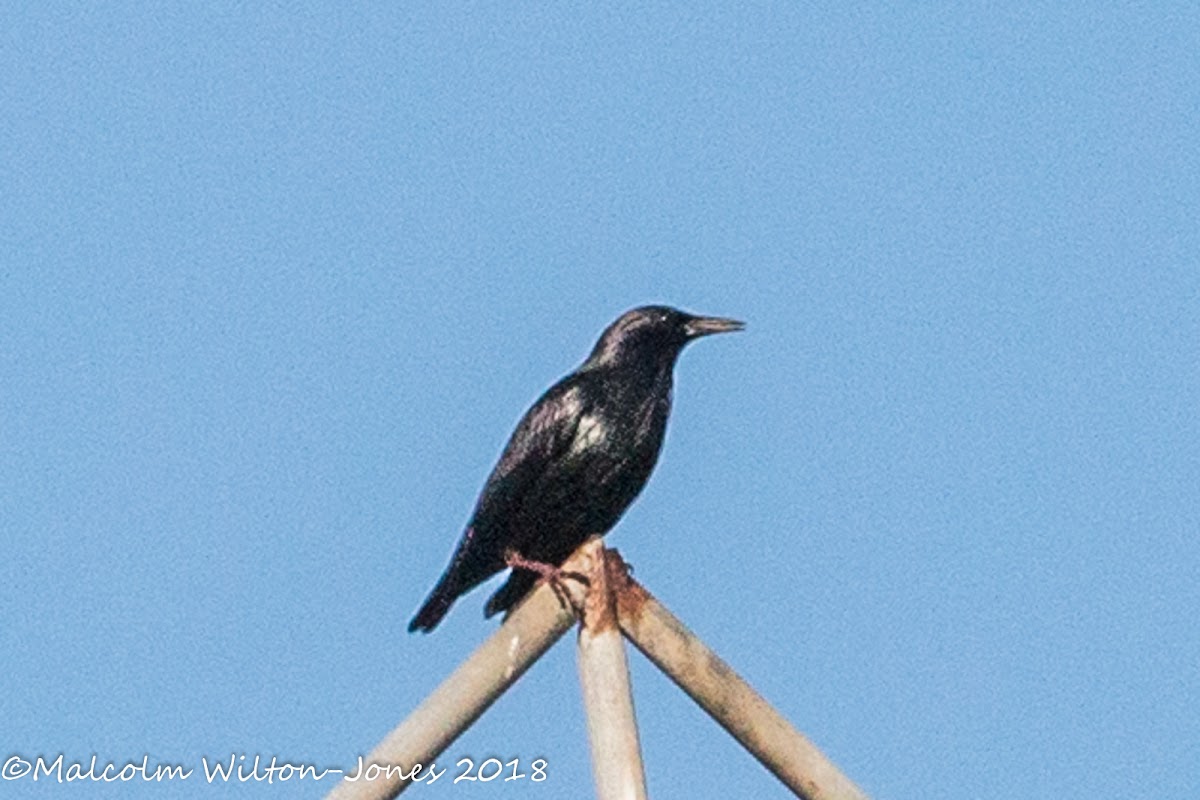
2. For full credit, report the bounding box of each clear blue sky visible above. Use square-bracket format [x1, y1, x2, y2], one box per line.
[3, 4, 1197, 799]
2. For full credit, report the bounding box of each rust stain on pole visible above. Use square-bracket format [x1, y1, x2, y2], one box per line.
[582, 540, 619, 632]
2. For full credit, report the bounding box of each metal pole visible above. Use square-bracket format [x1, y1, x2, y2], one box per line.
[575, 538, 649, 800]
[607, 550, 870, 800]
[325, 563, 580, 800]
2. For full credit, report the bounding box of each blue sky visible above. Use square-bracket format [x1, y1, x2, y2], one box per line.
[3, 4, 1197, 798]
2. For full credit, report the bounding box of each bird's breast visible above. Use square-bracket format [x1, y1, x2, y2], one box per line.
[568, 411, 610, 457]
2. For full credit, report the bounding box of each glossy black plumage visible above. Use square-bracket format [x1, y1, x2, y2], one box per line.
[408, 305, 743, 633]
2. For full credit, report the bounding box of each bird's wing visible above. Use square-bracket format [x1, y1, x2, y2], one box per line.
[470, 376, 590, 536]
[410, 376, 590, 631]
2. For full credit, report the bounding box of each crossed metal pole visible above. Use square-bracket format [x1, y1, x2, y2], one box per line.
[327, 539, 869, 800]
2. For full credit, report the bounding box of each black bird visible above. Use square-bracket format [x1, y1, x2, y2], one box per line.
[409, 305, 743, 633]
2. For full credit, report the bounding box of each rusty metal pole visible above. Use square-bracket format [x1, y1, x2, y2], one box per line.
[575, 538, 649, 800]
[324, 555, 581, 800]
[607, 550, 870, 800]
[329, 541, 869, 800]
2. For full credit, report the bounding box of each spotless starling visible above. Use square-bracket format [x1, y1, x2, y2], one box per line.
[409, 305, 743, 633]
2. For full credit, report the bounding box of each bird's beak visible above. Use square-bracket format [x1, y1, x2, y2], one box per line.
[684, 315, 745, 338]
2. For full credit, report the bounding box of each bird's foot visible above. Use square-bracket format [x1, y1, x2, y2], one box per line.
[504, 548, 589, 614]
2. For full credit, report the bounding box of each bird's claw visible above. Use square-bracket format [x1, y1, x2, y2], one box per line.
[504, 549, 590, 615]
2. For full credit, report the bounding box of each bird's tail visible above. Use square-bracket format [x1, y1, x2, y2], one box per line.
[408, 579, 458, 633]
[483, 569, 539, 619]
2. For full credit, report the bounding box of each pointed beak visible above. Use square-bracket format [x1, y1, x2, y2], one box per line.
[683, 315, 745, 338]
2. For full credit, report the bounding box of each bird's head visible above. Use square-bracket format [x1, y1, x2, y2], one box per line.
[582, 305, 744, 370]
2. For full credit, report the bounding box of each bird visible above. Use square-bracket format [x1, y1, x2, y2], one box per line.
[408, 305, 743, 633]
